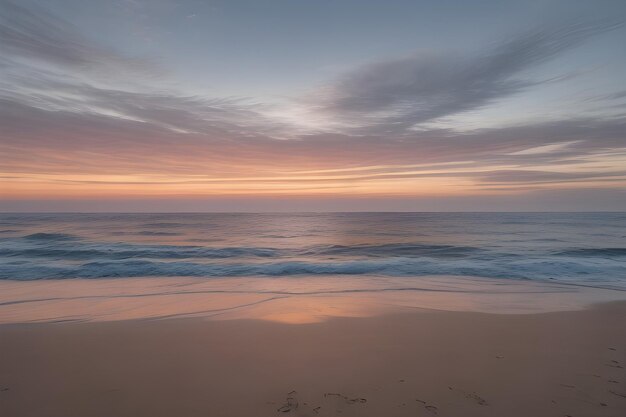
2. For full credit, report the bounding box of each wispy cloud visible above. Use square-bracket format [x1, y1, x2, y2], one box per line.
[0, 0, 161, 78]
[0, 0, 625, 205]
[0, 0, 286, 138]
[309, 20, 623, 132]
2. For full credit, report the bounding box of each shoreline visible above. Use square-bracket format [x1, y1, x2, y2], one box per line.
[1, 275, 625, 325]
[1, 301, 625, 416]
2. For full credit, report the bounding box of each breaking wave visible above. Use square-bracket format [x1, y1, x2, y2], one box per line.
[1, 213, 625, 288]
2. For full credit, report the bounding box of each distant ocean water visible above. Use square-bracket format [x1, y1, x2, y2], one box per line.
[0, 213, 625, 289]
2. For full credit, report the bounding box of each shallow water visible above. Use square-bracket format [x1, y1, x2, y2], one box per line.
[0, 213, 624, 289]
[1, 275, 625, 324]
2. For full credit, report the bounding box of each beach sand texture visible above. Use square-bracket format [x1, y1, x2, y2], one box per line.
[1, 300, 624, 417]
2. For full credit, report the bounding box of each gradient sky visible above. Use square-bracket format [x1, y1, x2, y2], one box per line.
[1, 0, 626, 211]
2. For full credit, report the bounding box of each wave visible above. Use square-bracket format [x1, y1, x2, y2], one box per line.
[3, 233, 625, 262]
[1, 226, 624, 286]
[22, 232, 78, 241]
[137, 231, 181, 236]
[1, 256, 624, 284]
[140, 222, 190, 228]
[555, 248, 626, 257]
[1, 235, 488, 260]
[304, 243, 483, 257]
[0, 244, 279, 260]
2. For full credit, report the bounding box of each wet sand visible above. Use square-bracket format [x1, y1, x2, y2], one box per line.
[1, 301, 625, 417]
[1, 275, 625, 324]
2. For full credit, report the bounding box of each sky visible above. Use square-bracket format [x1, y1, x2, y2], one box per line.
[1, 0, 625, 212]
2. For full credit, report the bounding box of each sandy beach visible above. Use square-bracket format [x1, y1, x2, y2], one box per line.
[3, 0, 626, 413]
[1, 294, 624, 417]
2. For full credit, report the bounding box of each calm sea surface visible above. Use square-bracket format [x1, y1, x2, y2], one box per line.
[1, 213, 625, 289]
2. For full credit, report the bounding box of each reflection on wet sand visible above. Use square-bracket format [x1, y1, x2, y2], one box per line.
[0, 275, 625, 324]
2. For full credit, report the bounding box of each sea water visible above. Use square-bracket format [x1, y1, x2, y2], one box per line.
[1, 212, 625, 290]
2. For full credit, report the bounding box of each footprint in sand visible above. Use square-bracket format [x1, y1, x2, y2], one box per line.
[416, 398, 438, 414]
[321, 392, 368, 414]
[277, 391, 299, 413]
[275, 391, 368, 415]
[466, 392, 488, 406]
[609, 390, 626, 398]
[323, 393, 367, 404]
[448, 386, 489, 406]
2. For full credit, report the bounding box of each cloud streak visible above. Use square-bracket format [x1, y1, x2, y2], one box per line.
[0, 0, 625, 208]
[310, 20, 623, 132]
[0, 0, 162, 78]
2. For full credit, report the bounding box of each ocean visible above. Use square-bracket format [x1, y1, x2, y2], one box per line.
[1, 212, 625, 289]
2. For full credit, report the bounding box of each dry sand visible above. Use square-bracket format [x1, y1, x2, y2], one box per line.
[1, 301, 625, 417]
